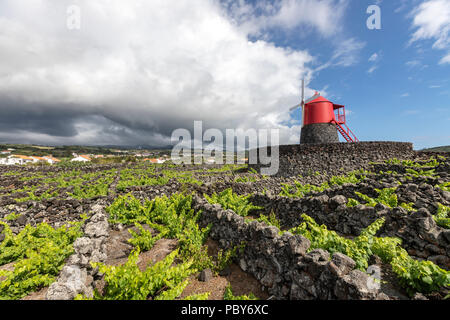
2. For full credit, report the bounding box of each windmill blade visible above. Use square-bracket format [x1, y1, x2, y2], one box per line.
[289, 103, 302, 112]
[301, 79, 305, 106]
[305, 92, 320, 104]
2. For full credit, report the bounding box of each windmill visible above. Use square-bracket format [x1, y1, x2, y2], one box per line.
[289, 79, 320, 128]
[289, 79, 359, 144]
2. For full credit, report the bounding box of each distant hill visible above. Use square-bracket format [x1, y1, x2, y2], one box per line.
[0, 143, 176, 159]
[0, 144, 122, 158]
[420, 145, 450, 153]
[101, 144, 174, 150]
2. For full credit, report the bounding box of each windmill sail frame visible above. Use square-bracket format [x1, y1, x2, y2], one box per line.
[289, 79, 320, 128]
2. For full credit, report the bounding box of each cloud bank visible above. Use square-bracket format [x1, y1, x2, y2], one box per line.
[409, 0, 450, 64]
[0, 0, 355, 147]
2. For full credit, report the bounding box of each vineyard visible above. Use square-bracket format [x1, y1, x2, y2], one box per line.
[0, 153, 449, 300]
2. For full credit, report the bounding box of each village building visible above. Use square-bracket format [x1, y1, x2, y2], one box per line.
[143, 158, 166, 164]
[31, 156, 47, 163]
[0, 155, 34, 165]
[71, 155, 92, 162]
[43, 156, 61, 164]
[0, 155, 61, 165]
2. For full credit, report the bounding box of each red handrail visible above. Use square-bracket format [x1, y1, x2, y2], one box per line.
[332, 120, 359, 142]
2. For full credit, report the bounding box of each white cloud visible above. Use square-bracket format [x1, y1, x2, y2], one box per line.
[267, 0, 348, 36]
[368, 53, 379, 62]
[367, 51, 381, 74]
[440, 52, 450, 64]
[0, 0, 317, 146]
[331, 38, 365, 67]
[224, 0, 365, 73]
[405, 59, 428, 69]
[395, 1, 408, 14]
[401, 93, 410, 97]
[409, 0, 450, 63]
[405, 60, 421, 67]
[223, 0, 349, 38]
[314, 37, 365, 72]
[367, 66, 378, 74]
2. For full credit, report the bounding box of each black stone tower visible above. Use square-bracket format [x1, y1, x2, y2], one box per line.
[300, 123, 339, 144]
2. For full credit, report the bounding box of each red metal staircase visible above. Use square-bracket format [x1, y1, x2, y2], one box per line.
[332, 120, 359, 143]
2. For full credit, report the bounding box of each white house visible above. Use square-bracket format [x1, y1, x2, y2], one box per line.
[0, 155, 34, 165]
[71, 155, 91, 162]
[0, 155, 62, 166]
[30, 156, 47, 163]
[42, 156, 61, 165]
[143, 158, 166, 164]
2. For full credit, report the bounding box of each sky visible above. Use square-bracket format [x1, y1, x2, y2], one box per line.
[0, 0, 449, 150]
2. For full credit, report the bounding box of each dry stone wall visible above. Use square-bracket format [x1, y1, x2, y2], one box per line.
[249, 142, 415, 177]
[249, 193, 450, 270]
[46, 200, 109, 300]
[192, 195, 388, 300]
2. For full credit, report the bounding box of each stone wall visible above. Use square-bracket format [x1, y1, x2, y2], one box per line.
[249, 193, 450, 270]
[46, 200, 109, 300]
[249, 142, 415, 177]
[193, 195, 388, 300]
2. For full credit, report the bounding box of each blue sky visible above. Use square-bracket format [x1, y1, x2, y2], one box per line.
[257, 0, 450, 149]
[0, 0, 448, 149]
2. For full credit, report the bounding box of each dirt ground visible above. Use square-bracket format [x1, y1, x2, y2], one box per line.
[97, 227, 268, 300]
[179, 239, 269, 300]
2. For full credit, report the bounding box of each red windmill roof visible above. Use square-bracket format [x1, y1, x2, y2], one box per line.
[306, 94, 344, 110]
[306, 95, 330, 104]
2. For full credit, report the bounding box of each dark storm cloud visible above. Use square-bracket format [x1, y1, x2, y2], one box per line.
[0, 98, 84, 137]
[0, 96, 204, 146]
[0, 99, 175, 146]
